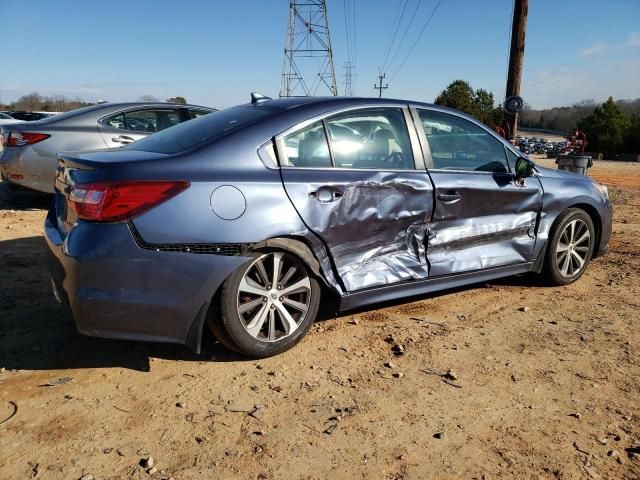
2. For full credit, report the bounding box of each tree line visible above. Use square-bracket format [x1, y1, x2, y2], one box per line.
[0, 93, 188, 112]
[433, 80, 640, 156]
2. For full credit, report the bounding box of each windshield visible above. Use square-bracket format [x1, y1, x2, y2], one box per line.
[127, 105, 281, 154]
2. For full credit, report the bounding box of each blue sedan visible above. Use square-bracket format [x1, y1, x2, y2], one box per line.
[45, 95, 612, 357]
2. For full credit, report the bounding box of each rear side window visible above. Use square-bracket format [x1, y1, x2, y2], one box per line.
[105, 109, 182, 133]
[281, 121, 331, 167]
[189, 108, 212, 119]
[418, 109, 509, 173]
[128, 105, 279, 154]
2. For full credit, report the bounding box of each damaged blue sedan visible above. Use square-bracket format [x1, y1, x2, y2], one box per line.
[45, 95, 612, 357]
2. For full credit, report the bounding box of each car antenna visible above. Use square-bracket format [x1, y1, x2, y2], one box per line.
[251, 92, 272, 104]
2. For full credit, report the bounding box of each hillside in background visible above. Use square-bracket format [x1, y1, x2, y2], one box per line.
[521, 98, 640, 133]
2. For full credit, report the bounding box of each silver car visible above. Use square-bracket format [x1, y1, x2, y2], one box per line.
[0, 102, 215, 193]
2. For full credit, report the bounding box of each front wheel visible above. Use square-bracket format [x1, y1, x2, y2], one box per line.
[542, 208, 595, 285]
[209, 250, 321, 358]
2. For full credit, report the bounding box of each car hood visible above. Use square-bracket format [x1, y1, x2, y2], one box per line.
[534, 164, 596, 183]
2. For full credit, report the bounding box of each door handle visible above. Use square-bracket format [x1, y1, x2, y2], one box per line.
[111, 135, 135, 144]
[437, 191, 462, 202]
[310, 186, 343, 203]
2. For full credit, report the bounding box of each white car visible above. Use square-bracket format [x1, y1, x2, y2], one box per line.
[0, 113, 25, 125]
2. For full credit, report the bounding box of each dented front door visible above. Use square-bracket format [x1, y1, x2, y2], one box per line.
[426, 170, 542, 275]
[277, 106, 434, 292]
[414, 107, 543, 276]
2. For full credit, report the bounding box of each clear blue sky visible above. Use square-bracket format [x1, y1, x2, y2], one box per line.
[1, 0, 638, 109]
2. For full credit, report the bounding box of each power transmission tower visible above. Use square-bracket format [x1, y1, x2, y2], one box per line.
[504, 0, 528, 140]
[343, 61, 354, 96]
[374, 73, 388, 98]
[280, 0, 338, 98]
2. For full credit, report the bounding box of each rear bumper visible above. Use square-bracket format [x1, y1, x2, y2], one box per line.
[44, 209, 251, 345]
[0, 147, 55, 193]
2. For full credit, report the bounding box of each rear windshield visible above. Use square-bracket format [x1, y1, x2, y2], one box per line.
[127, 105, 280, 154]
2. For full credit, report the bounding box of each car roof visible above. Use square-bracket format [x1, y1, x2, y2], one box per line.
[242, 96, 438, 110]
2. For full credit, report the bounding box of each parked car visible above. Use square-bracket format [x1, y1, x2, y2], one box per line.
[1, 111, 52, 121]
[0, 113, 25, 125]
[45, 95, 612, 358]
[0, 102, 215, 192]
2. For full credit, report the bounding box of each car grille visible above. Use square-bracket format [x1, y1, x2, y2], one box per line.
[128, 222, 245, 256]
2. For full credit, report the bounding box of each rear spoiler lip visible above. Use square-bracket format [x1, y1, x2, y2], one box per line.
[57, 152, 101, 171]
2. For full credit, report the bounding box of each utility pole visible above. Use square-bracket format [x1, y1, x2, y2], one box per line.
[343, 62, 354, 96]
[280, 0, 338, 97]
[504, 0, 528, 141]
[374, 73, 388, 98]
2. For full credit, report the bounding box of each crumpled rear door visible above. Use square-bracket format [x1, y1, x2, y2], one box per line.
[277, 106, 434, 292]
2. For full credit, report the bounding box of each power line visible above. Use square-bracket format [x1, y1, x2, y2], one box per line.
[351, 0, 357, 69]
[384, 0, 425, 75]
[343, 0, 353, 63]
[379, 0, 409, 73]
[389, 0, 444, 81]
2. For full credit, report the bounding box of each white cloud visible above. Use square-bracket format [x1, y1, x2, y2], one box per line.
[580, 43, 608, 57]
[522, 60, 640, 108]
[579, 31, 640, 58]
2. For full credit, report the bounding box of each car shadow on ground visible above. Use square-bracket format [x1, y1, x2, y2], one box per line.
[0, 180, 53, 211]
[0, 231, 552, 373]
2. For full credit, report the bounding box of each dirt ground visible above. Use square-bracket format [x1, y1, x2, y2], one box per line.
[1, 159, 639, 480]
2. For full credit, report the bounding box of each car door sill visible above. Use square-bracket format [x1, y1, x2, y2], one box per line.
[339, 262, 534, 311]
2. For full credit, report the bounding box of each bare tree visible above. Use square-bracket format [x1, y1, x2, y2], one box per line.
[138, 95, 159, 102]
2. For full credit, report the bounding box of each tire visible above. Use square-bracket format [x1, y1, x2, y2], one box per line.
[208, 250, 321, 358]
[542, 208, 595, 286]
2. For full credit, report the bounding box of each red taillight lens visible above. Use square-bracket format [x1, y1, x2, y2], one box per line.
[69, 181, 190, 222]
[6, 132, 51, 147]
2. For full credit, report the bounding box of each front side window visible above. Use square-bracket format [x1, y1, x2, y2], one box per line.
[326, 108, 414, 169]
[281, 121, 331, 168]
[418, 109, 509, 172]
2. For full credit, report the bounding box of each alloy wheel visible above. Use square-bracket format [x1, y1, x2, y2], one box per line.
[555, 218, 591, 278]
[236, 252, 312, 342]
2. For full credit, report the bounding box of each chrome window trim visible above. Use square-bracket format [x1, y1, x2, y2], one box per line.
[274, 103, 424, 171]
[411, 105, 515, 176]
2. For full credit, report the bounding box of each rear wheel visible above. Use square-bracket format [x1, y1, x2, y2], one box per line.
[542, 208, 595, 285]
[209, 250, 320, 357]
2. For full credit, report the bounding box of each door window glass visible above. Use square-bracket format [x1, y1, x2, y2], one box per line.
[281, 121, 331, 167]
[418, 110, 509, 172]
[325, 108, 414, 169]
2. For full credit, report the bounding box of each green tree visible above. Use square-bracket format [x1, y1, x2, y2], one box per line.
[434, 80, 478, 117]
[167, 96, 187, 104]
[434, 80, 503, 127]
[623, 114, 640, 153]
[578, 97, 630, 157]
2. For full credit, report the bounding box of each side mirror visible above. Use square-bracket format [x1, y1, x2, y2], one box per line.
[515, 157, 533, 181]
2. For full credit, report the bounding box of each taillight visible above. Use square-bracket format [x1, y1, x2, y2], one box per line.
[6, 132, 51, 147]
[68, 181, 190, 222]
